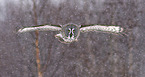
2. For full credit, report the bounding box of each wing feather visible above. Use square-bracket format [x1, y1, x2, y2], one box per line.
[18, 25, 62, 33]
[80, 25, 123, 33]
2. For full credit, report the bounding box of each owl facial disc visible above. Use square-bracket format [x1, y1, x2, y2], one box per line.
[56, 23, 80, 43]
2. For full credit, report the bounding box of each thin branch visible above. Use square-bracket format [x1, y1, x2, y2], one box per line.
[42, 43, 53, 72]
[127, 30, 134, 77]
[32, 0, 43, 77]
[35, 31, 42, 77]
[38, 0, 48, 16]
[51, 50, 66, 77]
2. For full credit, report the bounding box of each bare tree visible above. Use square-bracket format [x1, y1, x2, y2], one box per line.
[0, 0, 145, 77]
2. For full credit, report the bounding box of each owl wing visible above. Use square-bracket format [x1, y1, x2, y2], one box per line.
[80, 25, 123, 33]
[18, 24, 62, 33]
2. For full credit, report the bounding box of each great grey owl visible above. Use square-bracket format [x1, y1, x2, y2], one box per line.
[18, 23, 123, 43]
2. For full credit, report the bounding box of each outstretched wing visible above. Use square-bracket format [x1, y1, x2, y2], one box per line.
[18, 24, 62, 33]
[80, 25, 123, 33]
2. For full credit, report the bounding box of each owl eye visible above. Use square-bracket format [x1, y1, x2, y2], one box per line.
[73, 29, 75, 32]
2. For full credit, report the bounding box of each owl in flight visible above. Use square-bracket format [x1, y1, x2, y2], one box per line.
[18, 23, 123, 43]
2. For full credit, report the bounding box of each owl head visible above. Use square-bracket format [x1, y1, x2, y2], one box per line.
[55, 23, 80, 43]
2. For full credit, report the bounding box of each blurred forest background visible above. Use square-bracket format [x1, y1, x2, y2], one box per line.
[0, 0, 145, 77]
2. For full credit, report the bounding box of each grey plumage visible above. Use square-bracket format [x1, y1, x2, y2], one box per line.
[80, 25, 123, 33]
[18, 25, 61, 33]
[18, 23, 123, 43]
